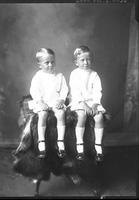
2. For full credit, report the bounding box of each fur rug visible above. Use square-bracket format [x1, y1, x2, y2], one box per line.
[12, 95, 110, 191]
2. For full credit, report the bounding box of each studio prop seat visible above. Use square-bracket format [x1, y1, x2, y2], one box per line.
[13, 95, 110, 196]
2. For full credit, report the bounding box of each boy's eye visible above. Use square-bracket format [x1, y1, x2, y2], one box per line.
[43, 61, 49, 65]
[44, 61, 54, 65]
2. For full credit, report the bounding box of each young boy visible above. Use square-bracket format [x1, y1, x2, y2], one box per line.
[69, 45, 106, 161]
[29, 48, 68, 158]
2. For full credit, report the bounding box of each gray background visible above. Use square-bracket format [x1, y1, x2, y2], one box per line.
[0, 3, 137, 146]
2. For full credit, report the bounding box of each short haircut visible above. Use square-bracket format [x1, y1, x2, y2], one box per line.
[36, 48, 55, 64]
[73, 45, 91, 60]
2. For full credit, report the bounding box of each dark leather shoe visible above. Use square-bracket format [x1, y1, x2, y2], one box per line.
[57, 149, 66, 158]
[76, 153, 84, 161]
[38, 150, 46, 159]
[37, 140, 46, 159]
[95, 153, 104, 163]
[94, 144, 104, 163]
[56, 140, 66, 158]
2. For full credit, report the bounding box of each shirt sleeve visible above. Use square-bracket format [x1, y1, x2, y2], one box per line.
[69, 70, 84, 103]
[91, 73, 102, 104]
[59, 74, 69, 101]
[30, 73, 42, 102]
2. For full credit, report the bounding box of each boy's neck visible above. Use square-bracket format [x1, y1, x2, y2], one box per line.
[41, 69, 55, 74]
[78, 67, 92, 72]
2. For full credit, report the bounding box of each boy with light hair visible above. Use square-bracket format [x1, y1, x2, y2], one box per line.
[69, 45, 106, 162]
[30, 48, 68, 158]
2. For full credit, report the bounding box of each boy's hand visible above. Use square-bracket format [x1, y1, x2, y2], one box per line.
[91, 103, 99, 116]
[55, 99, 65, 109]
[83, 102, 92, 115]
[37, 100, 49, 110]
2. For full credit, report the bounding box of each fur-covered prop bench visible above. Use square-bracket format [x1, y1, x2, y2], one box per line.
[12, 95, 110, 197]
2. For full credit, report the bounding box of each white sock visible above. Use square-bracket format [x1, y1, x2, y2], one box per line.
[37, 126, 46, 151]
[75, 127, 85, 153]
[94, 128, 104, 154]
[57, 125, 65, 150]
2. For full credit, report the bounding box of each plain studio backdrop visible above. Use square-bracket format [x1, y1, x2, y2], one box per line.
[0, 2, 138, 147]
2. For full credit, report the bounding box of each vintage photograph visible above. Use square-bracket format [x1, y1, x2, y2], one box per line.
[0, 0, 138, 198]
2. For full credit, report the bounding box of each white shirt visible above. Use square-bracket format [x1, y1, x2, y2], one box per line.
[69, 68, 102, 105]
[30, 70, 68, 107]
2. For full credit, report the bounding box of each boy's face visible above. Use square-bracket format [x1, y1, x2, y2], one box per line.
[39, 53, 55, 73]
[75, 52, 92, 70]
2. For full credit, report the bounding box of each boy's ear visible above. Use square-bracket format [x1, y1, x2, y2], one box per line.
[74, 60, 78, 67]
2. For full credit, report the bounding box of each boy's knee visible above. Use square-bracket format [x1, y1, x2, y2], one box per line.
[38, 111, 48, 121]
[77, 110, 86, 118]
[94, 113, 104, 125]
[55, 109, 65, 120]
[76, 110, 87, 125]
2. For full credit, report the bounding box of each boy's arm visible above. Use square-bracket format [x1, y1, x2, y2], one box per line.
[91, 73, 102, 105]
[69, 71, 84, 103]
[90, 73, 103, 115]
[59, 74, 69, 102]
[30, 74, 42, 102]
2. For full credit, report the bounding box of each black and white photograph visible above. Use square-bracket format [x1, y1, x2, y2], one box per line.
[0, 0, 138, 198]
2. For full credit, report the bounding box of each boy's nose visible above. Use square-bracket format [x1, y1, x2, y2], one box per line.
[84, 60, 87, 64]
[48, 62, 53, 67]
